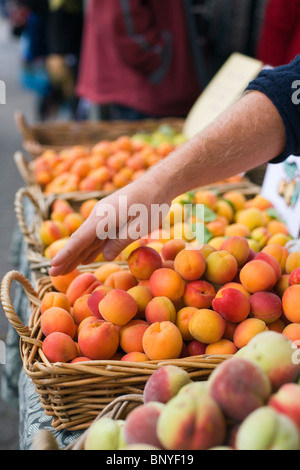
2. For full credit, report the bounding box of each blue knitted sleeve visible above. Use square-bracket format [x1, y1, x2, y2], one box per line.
[245, 55, 300, 163]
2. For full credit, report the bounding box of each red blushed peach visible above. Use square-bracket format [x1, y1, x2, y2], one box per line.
[205, 251, 238, 285]
[262, 244, 289, 274]
[42, 332, 78, 363]
[99, 289, 138, 326]
[282, 285, 300, 323]
[199, 244, 216, 260]
[223, 320, 237, 342]
[127, 285, 153, 319]
[41, 292, 70, 314]
[71, 357, 91, 363]
[255, 252, 281, 281]
[124, 402, 165, 449]
[161, 239, 186, 261]
[282, 323, 300, 348]
[268, 318, 286, 333]
[41, 307, 76, 338]
[194, 189, 217, 209]
[187, 340, 207, 356]
[121, 352, 149, 362]
[173, 248, 206, 281]
[175, 307, 198, 341]
[149, 268, 185, 302]
[240, 260, 277, 293]
[249, 292, 282, 324]
[86, 288, 109, 319]
[145, 297, 176, 325]
[94, 263, 124, 283]
[212, 288, 250, 323]
[79, 199, 98, 220]
[233, 318, 268, 349]
[127, 246, 162, 280]
[188, 309, 226, 344]
[72, 294, 95, 325]
[205, 339, 237, 355]
[183, 280, 216, 309]
[275, 275, 290, 297]
[119, 320, 149, 354]
[77, 317, 104, 336]
[51, 269, 80, 294]
[78, 321, 119, 360]
[142, 321, 183, 360]
[63, 213, 84, 235]
[104, 270, 137, 291]
[143, 365, 191, 404]
[217, 282, 251, 299]
[269, 383, 300, 431]
[285, 251, 300, 274]
[66, 273, 101, 306]
[225, 223, 251, 238]
[289, 268, 300, 286]
[220, 236, 250, 268]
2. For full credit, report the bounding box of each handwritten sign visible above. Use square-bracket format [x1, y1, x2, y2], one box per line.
[184, 53, 263, 139]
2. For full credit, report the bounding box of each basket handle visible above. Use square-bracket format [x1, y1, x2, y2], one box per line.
[0, 271, 41, 345]
[14, 111, 35, 141]
[14, 151, 36, 186]
[14, 187, 46, 247]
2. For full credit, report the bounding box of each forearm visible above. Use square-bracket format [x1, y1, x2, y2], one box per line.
[146, 90, 286, 201]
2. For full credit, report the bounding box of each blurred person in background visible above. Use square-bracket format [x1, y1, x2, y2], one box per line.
[257, 0, 300, 66]
[76, 0, 203, 121]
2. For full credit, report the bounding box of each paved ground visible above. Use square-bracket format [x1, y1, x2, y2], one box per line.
[0, 15, 36, 450]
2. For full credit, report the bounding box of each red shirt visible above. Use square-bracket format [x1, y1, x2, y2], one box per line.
[76, 0, 201, 117]
[257, 0, 300, 66]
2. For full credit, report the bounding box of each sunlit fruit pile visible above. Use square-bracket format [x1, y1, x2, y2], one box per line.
[32, 126, 187, 194]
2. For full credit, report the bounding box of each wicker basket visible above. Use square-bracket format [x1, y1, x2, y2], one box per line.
[1, 269, 231, 432]
[14, 111, 185, 157]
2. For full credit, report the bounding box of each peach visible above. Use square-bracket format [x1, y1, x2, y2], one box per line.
[255, 252, 281, 280]
[212, 287, 250, 323]
[236, 406, 300, 450]
[44, 238, 69, 259]
[194, 190, 218, 210]
[183, 280, 216, 309]
[208, 236, 227, 250]
[205, 251, 238, 285]
[262, 244, 289, 274]
[220, 236, 250, 268]
[225, 223, 251, 238]
[275, 274, 290, 297]
[41, 306, 76, 338]
[71, 357, 91, 363]
[215, 199, 234, 222]
[173, 248, 206, 281]
[142, 321, 183, 360]
[127, 246, 162, 281]
[199, 244, 216, 259]
[41, 291, 70, 314]
[39, 220, 65, 247]
[289, 268, 300, 286]
[269, 383, 300, 430]
[99, 289, 138, 326]
[104, 270, 137, 291]
[247, 239, 260, 253]
[267, 233, 292, 247]
[161, 239, 186, 261]
[50, 200, 74, 221]
[124, 285, 152, 320]
[286, 251, 300, 274]
[188, 309, 226, 344]
[86, 287, 110, 319]
[268, 318, 285, 333]
[223, 191, 246, 211]
[63, 213, 84, 235]
[66, 272, 101, 306]
[208, 358, 272, 422]
[51, 268, 80, 294]
[240, 260, 277, 293]
[217, 282, 251, 299]
[236, 331, 300, 390]
[176, 307, 199, 341]
[143, 365, 191, 404]
[236, 207, 267, 231]
[187, 340, 206, 356]
[145, 296, 176, 324]
[250, 290, 282, 324]
[267, 220, 290, 236]
[282, 323, 300, 347]
[206, 220, 226, 237]
[78, 320, 119, 360]
[80, 199, 98, 220]
[121, 352, 149, 362]
[42, 332, 78, 363]
[244, 194, 273, 211]
[72, 293, 95, 325]
[84, 416, 126, 451]
[149, 268, 185, 302]
[250, 227, 271, 249]
[233, 318, 268, 349]
[124, 402, 165, 449]
[119, 320, 149, 354]
[77, 316, 104, 336]
[223, 320, 237, 341]
[94, 263, 123, 283]
[205, 340, 237, 355]
[282, 285, 300, 322]
[157, 387, 226, 450]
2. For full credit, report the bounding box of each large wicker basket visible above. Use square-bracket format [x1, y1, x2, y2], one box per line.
[14, 111, 185, 157]
[1, 269, 231, 432]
